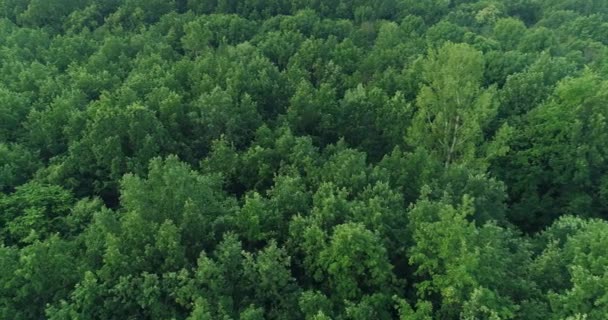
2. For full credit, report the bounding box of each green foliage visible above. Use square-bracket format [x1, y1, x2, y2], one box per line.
[320, 223, 394, 302]
[1, 1, 608, 319]
[0, 143, 40, 192]
[2, 236, 83, 320]
[408, 42, 497, 168]
[494, 71, 608, 230]
[493, 17, 526, 50]
[0, 182, 74, 245]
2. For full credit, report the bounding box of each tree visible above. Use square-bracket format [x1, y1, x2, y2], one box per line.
[407, 194, 526, 318]
[284, 81, 338, 142]
[408, 42, 497, 168]
[191, 88, 262, 150]
[319, 223, 394, 302]
[0, 88, 30, 142]
[242, 241, 300, 319]
[299, 291, 333, 319]
[494, 71, 608, 230]
[24, 90, 87, 160]
[2, 236, 83, 320]
[0, 143, 40, 192]
[181, 18, 212, 54]
[119, 156, 236, 258]
[408, 195, 479, 317]
[532, 217, 608, 318]
[17, 0, 89, 30]
[49, 101, 175, 204]
[0, 182, 74, 245]
[493, 18, 526, 50]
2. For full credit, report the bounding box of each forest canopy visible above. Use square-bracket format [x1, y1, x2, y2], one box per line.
[1, 0, 608, 319]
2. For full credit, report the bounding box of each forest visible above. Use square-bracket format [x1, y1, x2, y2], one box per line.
[1, 0, 608, 319]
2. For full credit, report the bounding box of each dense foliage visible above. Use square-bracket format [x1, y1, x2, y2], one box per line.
[1, 0, 608, 319]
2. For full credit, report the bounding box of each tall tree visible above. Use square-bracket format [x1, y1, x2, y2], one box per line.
[408, 42, 497, 168]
